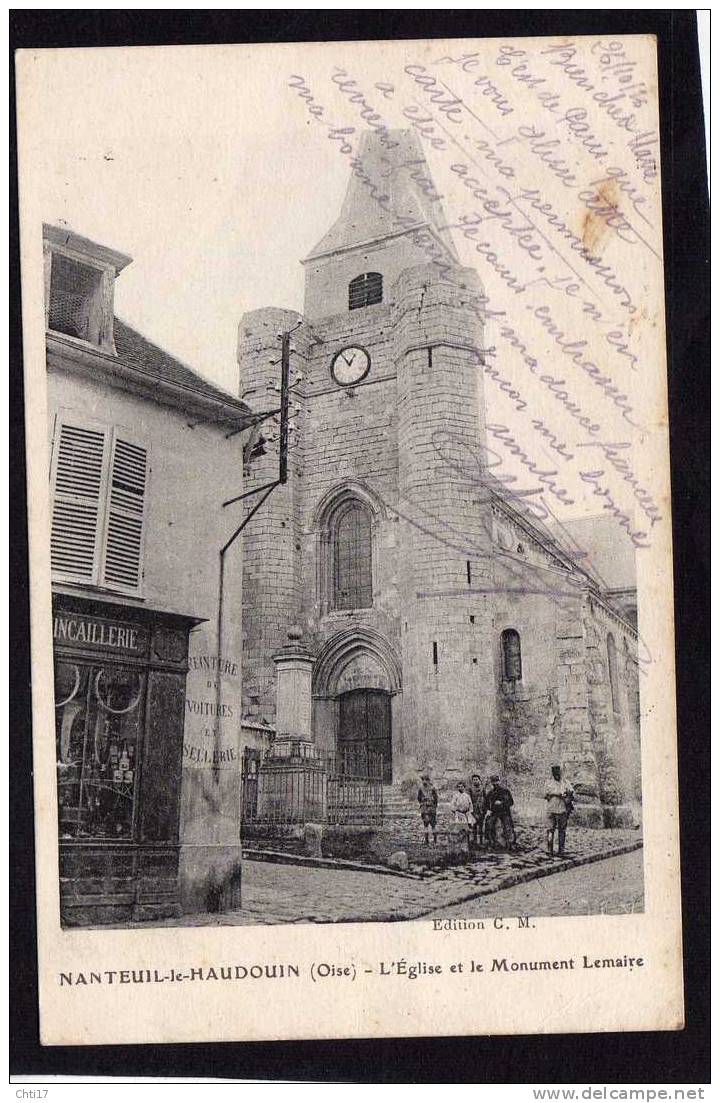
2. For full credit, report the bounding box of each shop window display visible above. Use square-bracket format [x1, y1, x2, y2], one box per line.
[55, 659, 145, 840]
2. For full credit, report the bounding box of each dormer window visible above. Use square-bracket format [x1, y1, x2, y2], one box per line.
[348, 272, 382, 310]
[43, 224, 132, 354]
[49, 254, 105, 345]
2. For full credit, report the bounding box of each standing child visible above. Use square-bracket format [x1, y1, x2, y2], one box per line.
[450, 781, 474, 853]
[417, 773, 439, 845]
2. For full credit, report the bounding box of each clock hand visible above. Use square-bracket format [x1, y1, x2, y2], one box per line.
[342, 352, 355, 366]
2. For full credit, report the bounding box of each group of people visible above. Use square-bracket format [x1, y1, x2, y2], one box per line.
[417, 773, 516, 852]
[417, 764, 574, 857]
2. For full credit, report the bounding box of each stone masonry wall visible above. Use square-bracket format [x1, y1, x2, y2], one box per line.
[584, 596, 642, 819]
[393, 262, 493, 776]
[237, 307, 313, 725]
[488, 552, 641, 826]
[237, 266, 640, 820]
[299, 301, 400, 638]
[303, 232, 452, 320]
[490, 545, 593, 820]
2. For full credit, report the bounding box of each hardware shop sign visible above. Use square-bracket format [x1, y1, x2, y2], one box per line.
[53, 612, 148, 656]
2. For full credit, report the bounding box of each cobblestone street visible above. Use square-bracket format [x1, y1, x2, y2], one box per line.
[123, 828, 643, 927]
[234, 833, 643, 924]
[424, 848, 644, 920]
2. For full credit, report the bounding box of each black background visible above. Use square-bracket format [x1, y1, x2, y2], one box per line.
[9, 9, 710, 1084]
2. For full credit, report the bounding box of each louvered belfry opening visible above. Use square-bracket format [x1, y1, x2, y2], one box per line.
[49, 254, 104, 345]
[348, 271, 382, 310]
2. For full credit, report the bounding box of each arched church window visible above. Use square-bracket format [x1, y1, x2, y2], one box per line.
[348, 272, 383, 310]
[501, 629, 522, 682]
[607, 632, 620, 713]
[333, 502, 373, 610]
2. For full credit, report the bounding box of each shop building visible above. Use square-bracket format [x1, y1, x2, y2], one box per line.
[44, 224, 259, 925]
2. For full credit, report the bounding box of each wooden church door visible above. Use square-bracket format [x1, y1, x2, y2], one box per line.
[337, 688, 392, 783]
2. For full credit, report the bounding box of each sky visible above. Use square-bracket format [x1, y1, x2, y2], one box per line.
[18, 43, 375, 392]
[17, 39, 666, 539]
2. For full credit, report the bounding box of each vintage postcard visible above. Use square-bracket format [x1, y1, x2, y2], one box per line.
[16, 34, 683, 1044]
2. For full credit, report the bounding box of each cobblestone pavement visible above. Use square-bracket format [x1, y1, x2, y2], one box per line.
[126, 827, 642, 927]
[381, 824, 641, 879]
[424, 848, 644, 920]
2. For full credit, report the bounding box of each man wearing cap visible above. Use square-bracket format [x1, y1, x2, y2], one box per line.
[485, 775, 517, 851]
[417, 773, 439, 845]
[544, 764, 574, 857]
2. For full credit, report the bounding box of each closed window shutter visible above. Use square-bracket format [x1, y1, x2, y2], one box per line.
[101, 435, 148, 592]
[50, 422, 109, 581]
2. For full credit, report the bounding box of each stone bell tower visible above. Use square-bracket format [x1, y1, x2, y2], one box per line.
[239, 129, 497, 782]
[302, 129, 461, 321]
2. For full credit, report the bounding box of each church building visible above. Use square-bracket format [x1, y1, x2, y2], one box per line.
[238, 131, 641, 826]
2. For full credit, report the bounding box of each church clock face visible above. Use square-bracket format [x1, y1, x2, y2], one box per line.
[331, 345, 371, 386]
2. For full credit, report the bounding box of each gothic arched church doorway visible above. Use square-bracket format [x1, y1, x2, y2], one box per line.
[337, 688, 392, 783]
[312, 626, 401, 784]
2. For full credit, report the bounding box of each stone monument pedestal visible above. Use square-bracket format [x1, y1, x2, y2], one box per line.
[256, 629, 322, 824]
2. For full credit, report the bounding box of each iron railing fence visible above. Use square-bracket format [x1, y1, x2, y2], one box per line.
[241, 745, 384, 834]
[329, 743, 385, 780]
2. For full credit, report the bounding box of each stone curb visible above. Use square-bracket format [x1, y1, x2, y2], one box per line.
[243, 848, 419, 880]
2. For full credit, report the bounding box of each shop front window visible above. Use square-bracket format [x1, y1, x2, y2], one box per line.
[55, 659, 145, 840]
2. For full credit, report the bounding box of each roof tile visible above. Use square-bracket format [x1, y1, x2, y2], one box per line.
[113, 318, 246, 412]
